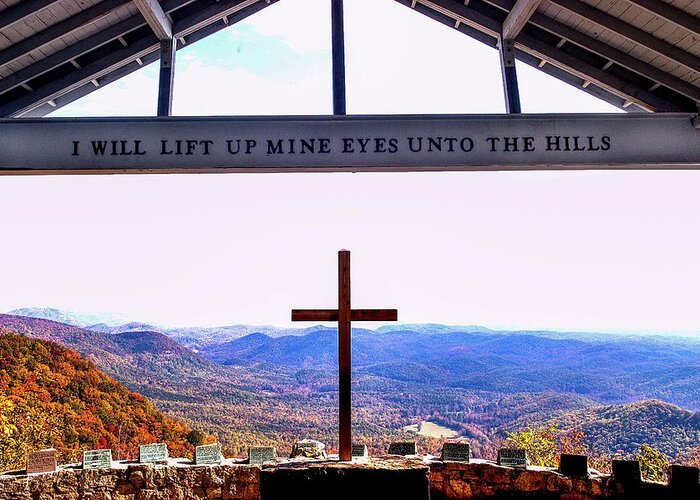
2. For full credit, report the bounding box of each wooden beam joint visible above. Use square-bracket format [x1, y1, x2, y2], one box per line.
[133, 0, 173, 40]
[502, 0, 542, 39]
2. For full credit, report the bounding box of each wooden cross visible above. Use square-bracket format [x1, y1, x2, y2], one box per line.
[291, 249, 397, 461]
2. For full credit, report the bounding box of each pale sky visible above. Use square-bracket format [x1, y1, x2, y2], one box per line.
[2, 0, 699, 335]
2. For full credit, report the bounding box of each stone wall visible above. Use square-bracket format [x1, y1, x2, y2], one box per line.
[1, 456, 698, 499]
[0, 460, 260, 500]
[429, 459, 677, 499]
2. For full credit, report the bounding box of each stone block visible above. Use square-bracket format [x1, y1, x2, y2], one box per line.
[669, 464, 699, 492]
[611, 459, 641, 484]
[260, 458, 429, 500]
[559, 454, 588, 477]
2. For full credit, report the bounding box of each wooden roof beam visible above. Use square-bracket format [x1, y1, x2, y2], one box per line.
[1, 0, 275, 117]
[397, 0, 684, 111]
[546, 0, 700, 74]
[484, 0, 700, 103]
[0, 0, 130, 70]
[173, 0, 260, 39]
[133, 0, 172, 40]
[502, 0, 542, 39]
[0, 0, 197, 97]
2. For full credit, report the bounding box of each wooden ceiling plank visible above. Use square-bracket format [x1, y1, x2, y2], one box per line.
[0, 0, 199, 96]
[626, 0, 700, 34]
[0, 14, 145, 94]
[0, 29, 160, 117]
[486, 0, 700, 101]
[547, 0, 700, 73]
[0, 0, 130, 69]
[518, 31, 679, 110]
[0, 0, 61, 32]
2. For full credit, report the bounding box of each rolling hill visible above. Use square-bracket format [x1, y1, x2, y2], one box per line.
[549, 399, 700, 458]
[0, 314, 213, 382]
[0, 333, 192, 472]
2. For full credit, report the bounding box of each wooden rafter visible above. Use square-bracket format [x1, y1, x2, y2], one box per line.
[502, 0, 542, 39]
[133, 0, 173, 40]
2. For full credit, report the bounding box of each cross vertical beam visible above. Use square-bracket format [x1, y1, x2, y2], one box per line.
[157, 38, 176, 117]
[291, 250, 397, 461]
[338, 250, 351, 461]
[331, 0, 347, 115]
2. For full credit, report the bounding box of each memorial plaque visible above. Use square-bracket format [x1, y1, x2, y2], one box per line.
[139, 443, 168, 464]
[441, 442, 470, 462]
[351, 445, 368, 458]
[290, 439, 327, 459]
[388, 442, 418, 456]
[559, 454, 588, 477]
[195, 443, 222, 465]
[248, 446, 276, 465]
[82, 449, 112, 469]
[498, 448, 527, 468]
[611, 460, 641, 483]
[26, 449, 57, 474]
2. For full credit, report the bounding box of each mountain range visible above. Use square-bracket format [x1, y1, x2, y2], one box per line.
[2, 307, 699, 460]
[199, 326, 700, 410]
[7, 307, 130, 328]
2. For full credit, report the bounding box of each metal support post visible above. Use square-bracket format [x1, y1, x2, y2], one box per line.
[498, 36, 521, 114]
[331, 0, 346, 115]
[157, 38, 176, 117]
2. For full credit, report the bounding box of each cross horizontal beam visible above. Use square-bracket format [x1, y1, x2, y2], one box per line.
[292, 309, 398, 322]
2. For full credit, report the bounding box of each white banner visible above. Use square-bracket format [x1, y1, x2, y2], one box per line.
[1, 114, 698, 173]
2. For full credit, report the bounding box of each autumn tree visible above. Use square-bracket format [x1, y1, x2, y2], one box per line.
[504, 424, 591, 468]
[0, 333, 193, 472]
[636, 444, 669, 483]
[504, 424, 559, 466]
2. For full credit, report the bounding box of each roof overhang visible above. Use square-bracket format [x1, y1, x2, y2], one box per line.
[0, 0, 698, 116]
